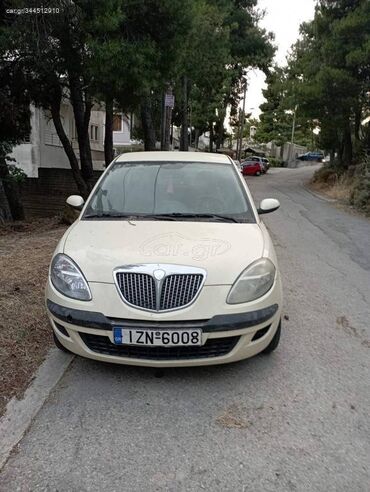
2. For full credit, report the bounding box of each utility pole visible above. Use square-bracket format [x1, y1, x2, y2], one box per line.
[161, 86, 174, 151]
[161, 91, 166, 149]
[289, 104, 298, 161]
[180, 75, 188, 151]
[236, 108, 242, 159]
[291, 104, 298, 145]
[189, 101, 192, 149]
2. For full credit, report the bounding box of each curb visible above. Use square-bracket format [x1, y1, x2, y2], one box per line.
[0, 348, 74, 471]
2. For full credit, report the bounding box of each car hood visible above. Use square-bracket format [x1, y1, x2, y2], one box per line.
[63, 220, 264, 285]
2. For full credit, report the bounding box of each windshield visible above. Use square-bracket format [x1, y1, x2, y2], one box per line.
[83, 161, 255, 222]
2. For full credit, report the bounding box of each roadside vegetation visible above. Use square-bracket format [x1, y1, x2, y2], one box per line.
[254, 0, 369, 211]
[0, 219, 67, 415]
[268, 157, 284, 168]
[312, 158, 370, 216]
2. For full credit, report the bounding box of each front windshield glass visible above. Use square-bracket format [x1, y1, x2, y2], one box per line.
[83, 161, 255, 222]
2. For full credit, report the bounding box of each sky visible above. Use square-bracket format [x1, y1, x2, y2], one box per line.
[246, 0, 316, 118]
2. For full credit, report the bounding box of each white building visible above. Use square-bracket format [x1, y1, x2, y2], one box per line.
[112, 113, 133, 149]
[11, 104, 134, 178]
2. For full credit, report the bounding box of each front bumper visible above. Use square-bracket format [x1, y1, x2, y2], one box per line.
[46, 272, 282, 367]
[46, 299, 282, 367]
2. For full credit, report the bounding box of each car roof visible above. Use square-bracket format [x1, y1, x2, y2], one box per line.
[115, 151, 231, 164]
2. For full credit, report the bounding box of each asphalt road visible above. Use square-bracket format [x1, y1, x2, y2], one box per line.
[1, 165, 370, 492]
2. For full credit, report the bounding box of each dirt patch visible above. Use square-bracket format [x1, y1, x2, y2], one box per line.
[215, 404, 250, 429]
[0, 217, 67, 416]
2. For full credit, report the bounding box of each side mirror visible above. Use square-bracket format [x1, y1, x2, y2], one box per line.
[66, 195, 85, 210]
[258, 198, 280, 215]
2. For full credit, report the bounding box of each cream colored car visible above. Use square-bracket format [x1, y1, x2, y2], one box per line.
[46, 151, 282, 367]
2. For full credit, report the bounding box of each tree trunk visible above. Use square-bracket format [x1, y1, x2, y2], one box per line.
[104, 95, 114, 167]
[215, 108, 226, 150]
[194, 128, 200, 149]
[141, 98, 156, 151]
[0, 159, 13, 222]
[161, 88, 173, 151]
[215, 121, 222, 150]
[163, 105, 172, 151]
[180, 76, 188, 151]
[50, 99, 89, 198]
[354, 106, 361, 143]
[209, 124, 214, 153]
[68, 73, 94, 190]
[342, 119, 352, 167]
[0, 156, 25, 221]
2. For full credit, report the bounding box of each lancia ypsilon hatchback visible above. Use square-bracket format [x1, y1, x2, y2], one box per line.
[46, 152, 282, 367]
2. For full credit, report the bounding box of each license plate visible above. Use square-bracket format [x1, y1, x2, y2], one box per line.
[113, 328, 202, 346]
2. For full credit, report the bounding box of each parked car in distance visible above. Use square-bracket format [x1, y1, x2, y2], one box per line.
[46, 151, 283, 368]
[243, 156, 269, 173]
[261, 158, 270, 172]
[233, 159, 242, 171]
[297, 151, 324, 162]
[241, 160, 263, 176]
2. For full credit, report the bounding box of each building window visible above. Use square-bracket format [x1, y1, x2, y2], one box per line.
[113, 114, 122, 132]
[90, 124, 99, 141]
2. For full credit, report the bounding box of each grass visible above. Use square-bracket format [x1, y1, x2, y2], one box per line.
[0, 217, 67, 416]
[311, 172, 355, 201]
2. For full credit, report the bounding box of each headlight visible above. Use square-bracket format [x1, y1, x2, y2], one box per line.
[50, 254, 91, 301]
[227, 258, 276, 304]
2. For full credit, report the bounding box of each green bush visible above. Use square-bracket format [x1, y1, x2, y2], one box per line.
[7, 163, 27, 183]
[269, 157, 284, 167]
[312, 165, 341, 185]
[350, 160, 370, 216]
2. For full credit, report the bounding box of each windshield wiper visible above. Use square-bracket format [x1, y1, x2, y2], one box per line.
[83, 212, 140, 219]
[145, 213, 240, 223]
[83, 212, 240, 223]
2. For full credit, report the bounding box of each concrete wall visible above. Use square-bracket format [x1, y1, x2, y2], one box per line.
[265, 141, 307, 161]
[282, 142, 306, 162]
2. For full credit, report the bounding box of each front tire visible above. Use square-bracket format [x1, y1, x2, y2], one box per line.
[262, 321, 281, 354]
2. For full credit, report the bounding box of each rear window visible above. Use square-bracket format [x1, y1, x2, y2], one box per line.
[84, 161, 256, 222]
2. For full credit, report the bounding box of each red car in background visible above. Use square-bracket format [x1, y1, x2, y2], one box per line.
[241, 161, 263, 176]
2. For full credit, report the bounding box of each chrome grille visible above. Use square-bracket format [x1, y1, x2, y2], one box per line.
[114, 265, 206, 312]
[160, 274, 203, 310]
[116, 272, 156, 311]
